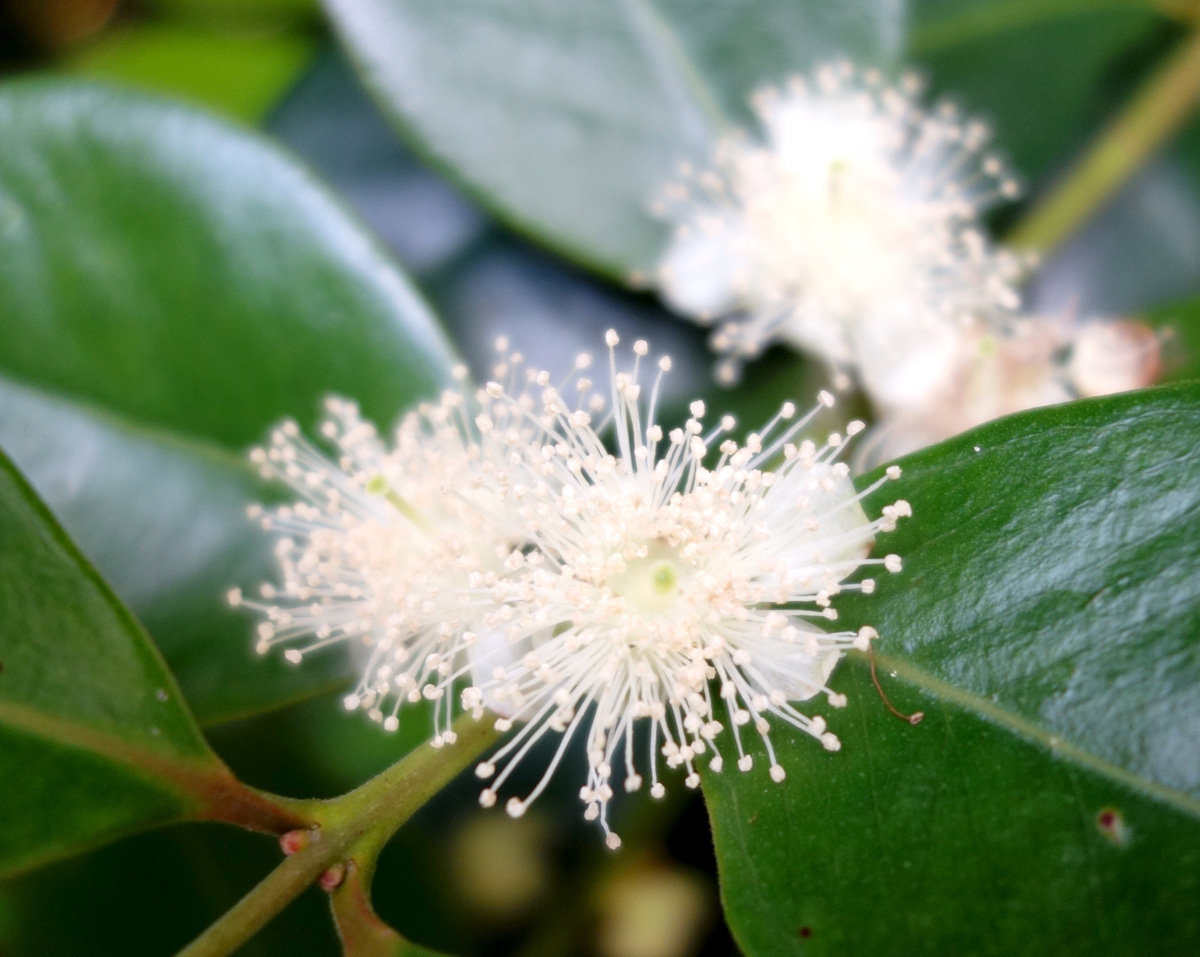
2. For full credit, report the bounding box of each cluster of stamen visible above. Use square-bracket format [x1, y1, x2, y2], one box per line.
[655, 60, 1028, 396]
[234, 333, 908, 847]
[229, 355, 540, 746]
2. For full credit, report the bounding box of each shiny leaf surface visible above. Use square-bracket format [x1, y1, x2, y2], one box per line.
[0, 449, 298, 877]
[0, 82, 456, 722]
[706, 384, 1200, 955]
[322, 0, 904, 276]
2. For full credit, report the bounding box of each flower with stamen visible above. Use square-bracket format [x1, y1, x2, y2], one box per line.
[229, 350, 550, 746]
[463, 331, 908, 847]
[856, 315, 1163, 466]
[655, 60, 1026, 400]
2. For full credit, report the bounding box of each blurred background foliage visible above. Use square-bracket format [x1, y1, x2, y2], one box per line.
[1, 1, 1199, 955]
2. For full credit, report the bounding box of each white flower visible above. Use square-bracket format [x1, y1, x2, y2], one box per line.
[463, 332, 908, 847]
[655, 60, 1026, 401]
[229, 357, 537, 747]
[232, 333, 910, 848]
[1068, 319, 1161, 399]
[856, 316, 1162, 466]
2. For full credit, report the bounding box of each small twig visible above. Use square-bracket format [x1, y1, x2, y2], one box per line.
[175, 715, 500, 957]
[175, 832, 343, 957]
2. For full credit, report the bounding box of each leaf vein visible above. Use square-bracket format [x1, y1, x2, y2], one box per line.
[872, 651, 1200, 818]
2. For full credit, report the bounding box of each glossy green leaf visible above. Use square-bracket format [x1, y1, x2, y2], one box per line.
[0, 81, 454, 451]
[705, 384, 1200, 955]
[65, 23, 315, 122]
[0, 449, 299, 878]
[0, 376, 348, 726]
[0, 81, 457, 722]
[269, 49, 823, 431]
[322, 0, 904, 277]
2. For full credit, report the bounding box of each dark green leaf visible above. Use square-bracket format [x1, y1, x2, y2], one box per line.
[0, 81, 457, 721]
[0, 376, 348, 726]
[0, 449, 299, 878]
[705, 384, 1200, 954]
[0, 81, 454, 451]
[268, 49, 825, 433]
[909, 1, 1166, 188]
[322, 0, 904, 277]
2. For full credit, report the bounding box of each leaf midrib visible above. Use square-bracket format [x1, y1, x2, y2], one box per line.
[0, 698, 220, 795]
[872, 650, 1200, 818]
[0, 407, 267, 734]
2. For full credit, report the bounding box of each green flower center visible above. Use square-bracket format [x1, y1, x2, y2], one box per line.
[608, 541, 687, 617]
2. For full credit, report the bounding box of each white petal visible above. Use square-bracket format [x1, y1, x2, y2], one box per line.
[658, 227, 746, 319]
[852, 413, 941, 471]
[767, 463, 874, 574]
[753, 643, 841, 702]
[775, 304, 853, 369]
[764, 96, 889, 175]
[467, 628, 530, 719]
[1068, 320, 1160, 397]
[855, 307, 966, 410]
